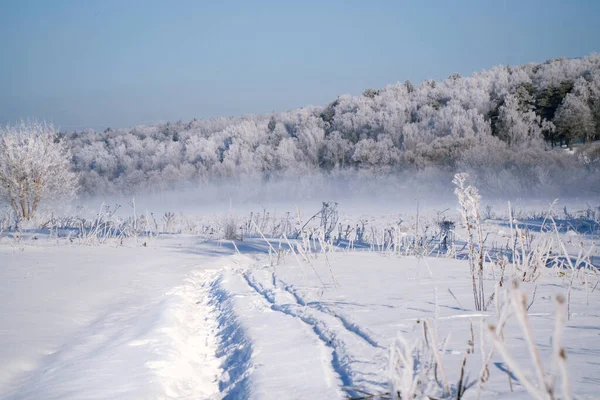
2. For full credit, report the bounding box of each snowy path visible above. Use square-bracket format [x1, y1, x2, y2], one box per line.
[0, 243, 370, 400]
[2, 240, 600, 399]
[0, 243, 225, 400]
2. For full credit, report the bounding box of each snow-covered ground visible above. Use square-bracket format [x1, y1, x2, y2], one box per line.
[0, 237, 228, 399]
[1, 202, 599, 399]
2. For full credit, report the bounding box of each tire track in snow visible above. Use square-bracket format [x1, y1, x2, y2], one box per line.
[209, 274, 255, 399]
[242, 272, 353, 389]
[212, 265, 343, 399]
[279, 282, 383, 349]
[242, 270, 388, 396]
[268, 270, 383, 349]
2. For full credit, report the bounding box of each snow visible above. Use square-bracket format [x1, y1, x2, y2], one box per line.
[0, 239, 223, 399]
[214, 264, 343, 399]
[1, 212, 599, 399]
[235, 252, 600, 398]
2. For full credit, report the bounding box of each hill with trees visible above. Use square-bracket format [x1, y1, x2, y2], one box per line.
[61, 54, 600, 195]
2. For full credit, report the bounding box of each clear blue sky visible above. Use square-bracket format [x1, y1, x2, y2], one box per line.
[1, 0, 599, 131]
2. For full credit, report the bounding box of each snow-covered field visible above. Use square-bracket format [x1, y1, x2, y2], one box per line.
[1, 198, 599, 399]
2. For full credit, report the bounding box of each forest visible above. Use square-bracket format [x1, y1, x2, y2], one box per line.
[62, 54, 600, 196]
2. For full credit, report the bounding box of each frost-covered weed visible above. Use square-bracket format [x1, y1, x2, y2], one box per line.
[454, 173, 486, 311]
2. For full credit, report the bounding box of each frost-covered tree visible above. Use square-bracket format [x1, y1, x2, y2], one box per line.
[496, 94, 550, 148]
[0, 122, 78, 219]
[267, 116, 277, 133]
[319, 131, 352, 169]
[555, 93, 595, 144]
[352, 135, 401, 169]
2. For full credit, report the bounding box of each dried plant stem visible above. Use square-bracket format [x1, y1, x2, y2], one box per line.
[553, 295, 572, 400]
[488, 326, 549, 399]
[424, 319, 450, 395]
[509, 286, 548, 393]
[454, 173, 485, 311]
[456, 353, 468, 400]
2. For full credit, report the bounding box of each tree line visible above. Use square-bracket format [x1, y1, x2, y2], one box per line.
[2, 54, 600, 220]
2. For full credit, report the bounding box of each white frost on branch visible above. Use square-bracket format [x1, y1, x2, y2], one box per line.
[0, 121, 78, 219]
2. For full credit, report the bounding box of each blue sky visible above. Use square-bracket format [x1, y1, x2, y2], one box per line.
[1, 0, 599, 131]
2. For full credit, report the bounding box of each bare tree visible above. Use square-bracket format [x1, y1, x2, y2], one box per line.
[0, 121, 78, 220]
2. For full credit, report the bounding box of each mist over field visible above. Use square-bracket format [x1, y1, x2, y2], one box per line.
[66, 172, 597, 223]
